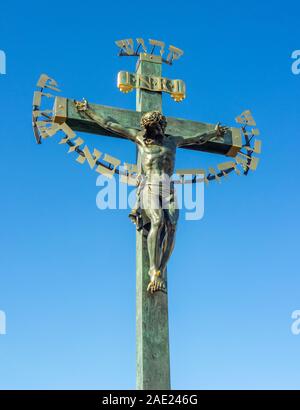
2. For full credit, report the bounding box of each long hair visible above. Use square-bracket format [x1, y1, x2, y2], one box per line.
[140, 111, 167, 132]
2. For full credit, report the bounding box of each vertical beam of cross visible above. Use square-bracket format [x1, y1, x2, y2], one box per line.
[135, 53, 171, 390]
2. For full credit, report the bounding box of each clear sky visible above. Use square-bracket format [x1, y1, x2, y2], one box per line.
[0, 0, 300, 390]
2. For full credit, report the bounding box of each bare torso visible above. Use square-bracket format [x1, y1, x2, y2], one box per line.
[136, 132, 177, 178]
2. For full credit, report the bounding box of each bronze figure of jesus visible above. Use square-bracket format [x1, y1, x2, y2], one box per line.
[76, 101, 227, 293]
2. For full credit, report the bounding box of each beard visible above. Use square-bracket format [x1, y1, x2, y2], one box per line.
[144, 124, 164, 140]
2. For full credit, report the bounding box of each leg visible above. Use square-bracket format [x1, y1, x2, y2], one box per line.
[159, 192, 179, 275]
[144, 206, 166, 293]
[159, 220, 176, 276]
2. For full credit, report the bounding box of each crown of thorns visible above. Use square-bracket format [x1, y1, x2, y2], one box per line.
[140, 111, 167, 129]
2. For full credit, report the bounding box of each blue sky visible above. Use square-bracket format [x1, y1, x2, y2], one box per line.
[0, 0, 300, 389]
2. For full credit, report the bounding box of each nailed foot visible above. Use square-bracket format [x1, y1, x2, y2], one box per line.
[147, 270, 166, 294]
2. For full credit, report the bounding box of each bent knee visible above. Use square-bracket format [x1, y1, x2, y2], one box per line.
[151, 213, 164, 228]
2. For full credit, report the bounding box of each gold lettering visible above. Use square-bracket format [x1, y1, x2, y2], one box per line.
[217, 161, 236, 171]
[96, 154, 121, 178]
[167, 45, 184, 63]
[76, 146, 102, 169]
[68, 137, 84, 153]
[235, 110, 256, 126]
[149, 39, 165, 56]
[115, 39, 134, 55]
[208, 167, 221, 182]
[138, 74, 152, 90]
[36, 74, 60, 92]
[136, 38, 147, 52]
[58, 123, 76, 143]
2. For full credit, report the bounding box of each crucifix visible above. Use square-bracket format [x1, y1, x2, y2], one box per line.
[32, 38, 260, 390]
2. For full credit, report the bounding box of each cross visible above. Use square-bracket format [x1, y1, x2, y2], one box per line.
[32, 38, 260, 390]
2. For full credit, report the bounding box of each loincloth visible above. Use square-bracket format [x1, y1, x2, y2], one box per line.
[135, 179, 179, 227]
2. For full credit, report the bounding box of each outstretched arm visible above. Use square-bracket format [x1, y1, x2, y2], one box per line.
[75, 99, 138, 142]
[176, 123, 229, 147]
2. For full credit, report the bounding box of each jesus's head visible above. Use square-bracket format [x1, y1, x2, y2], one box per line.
[140, 111, 167, 139]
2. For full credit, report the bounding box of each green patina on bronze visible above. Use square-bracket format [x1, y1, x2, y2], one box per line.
[59, 99, 240, 157]
[47, 47, 243, 390]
